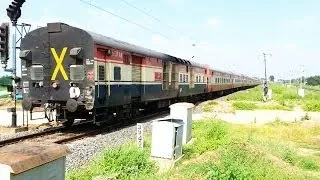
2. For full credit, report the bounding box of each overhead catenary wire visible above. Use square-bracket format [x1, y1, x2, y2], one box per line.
[79, 0, 170, 39]
[117, 0, 197, 42]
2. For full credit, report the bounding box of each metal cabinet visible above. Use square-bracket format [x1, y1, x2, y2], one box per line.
[169, 102, 194, 144]
[151, 118, 183, 160]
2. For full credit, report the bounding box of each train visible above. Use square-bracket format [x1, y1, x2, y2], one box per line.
[19, 22, 260, 126]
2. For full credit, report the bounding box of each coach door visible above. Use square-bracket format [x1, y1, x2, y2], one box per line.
[131, 55, 142, 99]
[162, 62, 170, 90]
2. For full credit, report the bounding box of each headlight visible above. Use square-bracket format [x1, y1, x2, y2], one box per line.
[69, 87, 81, 98]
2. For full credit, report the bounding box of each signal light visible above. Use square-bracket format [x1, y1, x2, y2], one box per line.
[6, 0, 25, 24]
[0, 23, 9, 66]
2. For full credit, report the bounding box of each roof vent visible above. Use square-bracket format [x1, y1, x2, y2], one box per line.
[47, 23, 62, 33]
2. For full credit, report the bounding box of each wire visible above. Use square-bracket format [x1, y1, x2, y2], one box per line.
[79, 0, 170, 39]
[118, 0, 197, 42]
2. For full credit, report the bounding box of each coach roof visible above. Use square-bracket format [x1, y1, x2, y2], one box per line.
[87, 30, 207, 69]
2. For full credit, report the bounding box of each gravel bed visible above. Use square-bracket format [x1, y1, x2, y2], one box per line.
[65, 118, 159, 171]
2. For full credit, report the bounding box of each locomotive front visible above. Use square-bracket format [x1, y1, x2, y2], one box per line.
[20, 23, 95, 125]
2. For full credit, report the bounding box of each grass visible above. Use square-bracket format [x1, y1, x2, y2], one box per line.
[66, 139, 158, 180]
[228, 83, 320, 111]
[202, 101, 218, 112]
[232, 101, 258, 110]
[170, 119, 320, 179]
[67, 119, 320, 180]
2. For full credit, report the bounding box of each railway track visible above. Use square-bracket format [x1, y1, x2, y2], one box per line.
[0, 110, 169, 147]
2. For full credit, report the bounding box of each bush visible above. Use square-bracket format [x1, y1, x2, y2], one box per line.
[298, 157, 319, 170]
[283, 149, 298, 165]
[303, 100, 320, 112]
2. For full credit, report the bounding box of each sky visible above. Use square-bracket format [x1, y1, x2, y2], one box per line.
[0, 0, 319, 80]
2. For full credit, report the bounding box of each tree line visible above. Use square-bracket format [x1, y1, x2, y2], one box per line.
[0, 75, 12, 86]
[305, 76, 320, 86]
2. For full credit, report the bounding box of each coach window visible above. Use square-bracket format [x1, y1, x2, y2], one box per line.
[183, 74, 186, 82]
[114, 67, 121, 81]
[98, 65, 105, 81]
[30, 65, 44, 80]
[70, 65, 85, 81]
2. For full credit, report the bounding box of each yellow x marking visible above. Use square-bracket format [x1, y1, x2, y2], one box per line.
[51, 47, 69, 80]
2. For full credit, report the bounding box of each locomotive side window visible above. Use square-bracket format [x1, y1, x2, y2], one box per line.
[70, 65, 85, 81]
[114, 66, 121, 81]
[98, 65, 105, 81]
[30, 65, 44, 80]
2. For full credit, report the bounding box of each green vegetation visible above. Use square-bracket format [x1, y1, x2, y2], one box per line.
[306, 75, 320, 86]
[232, 101, 258, 110]
[228, 83, 320, 111]
[67, 140, 158, 180]
[67, 119, 320, 180]
[0, 76, 12, 86]
[169, 119, 320, 179]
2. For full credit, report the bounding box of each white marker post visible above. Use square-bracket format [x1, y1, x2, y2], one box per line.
[137, 123, 144, 149]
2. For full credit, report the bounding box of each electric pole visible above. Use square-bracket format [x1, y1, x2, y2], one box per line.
[262, 52, 272, 86]
[300, 65, 305, 89]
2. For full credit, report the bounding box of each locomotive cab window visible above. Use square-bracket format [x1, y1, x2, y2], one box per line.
[114, 66, 121, 81]
[30, 65, 44, 80]
[70, 65, 85, 81]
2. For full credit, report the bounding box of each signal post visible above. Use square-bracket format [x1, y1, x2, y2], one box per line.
[1, 0, 27, 127]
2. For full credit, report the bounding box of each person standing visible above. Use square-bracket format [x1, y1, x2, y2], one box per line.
[263, 82, 268, 101]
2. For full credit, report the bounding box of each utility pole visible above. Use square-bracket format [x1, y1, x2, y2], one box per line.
[262, 52, 272, 86]
[300, 65, 304, 89]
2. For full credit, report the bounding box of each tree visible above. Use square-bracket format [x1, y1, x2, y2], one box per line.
[306, 76, 320, 86]
[0, 75, 12, 86]
[269, 75, 275, 82]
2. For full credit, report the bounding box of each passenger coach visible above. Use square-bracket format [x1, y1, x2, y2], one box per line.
[19, 22, 259, 126]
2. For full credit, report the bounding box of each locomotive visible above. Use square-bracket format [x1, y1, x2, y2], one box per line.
[19, 22, 259, 126]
